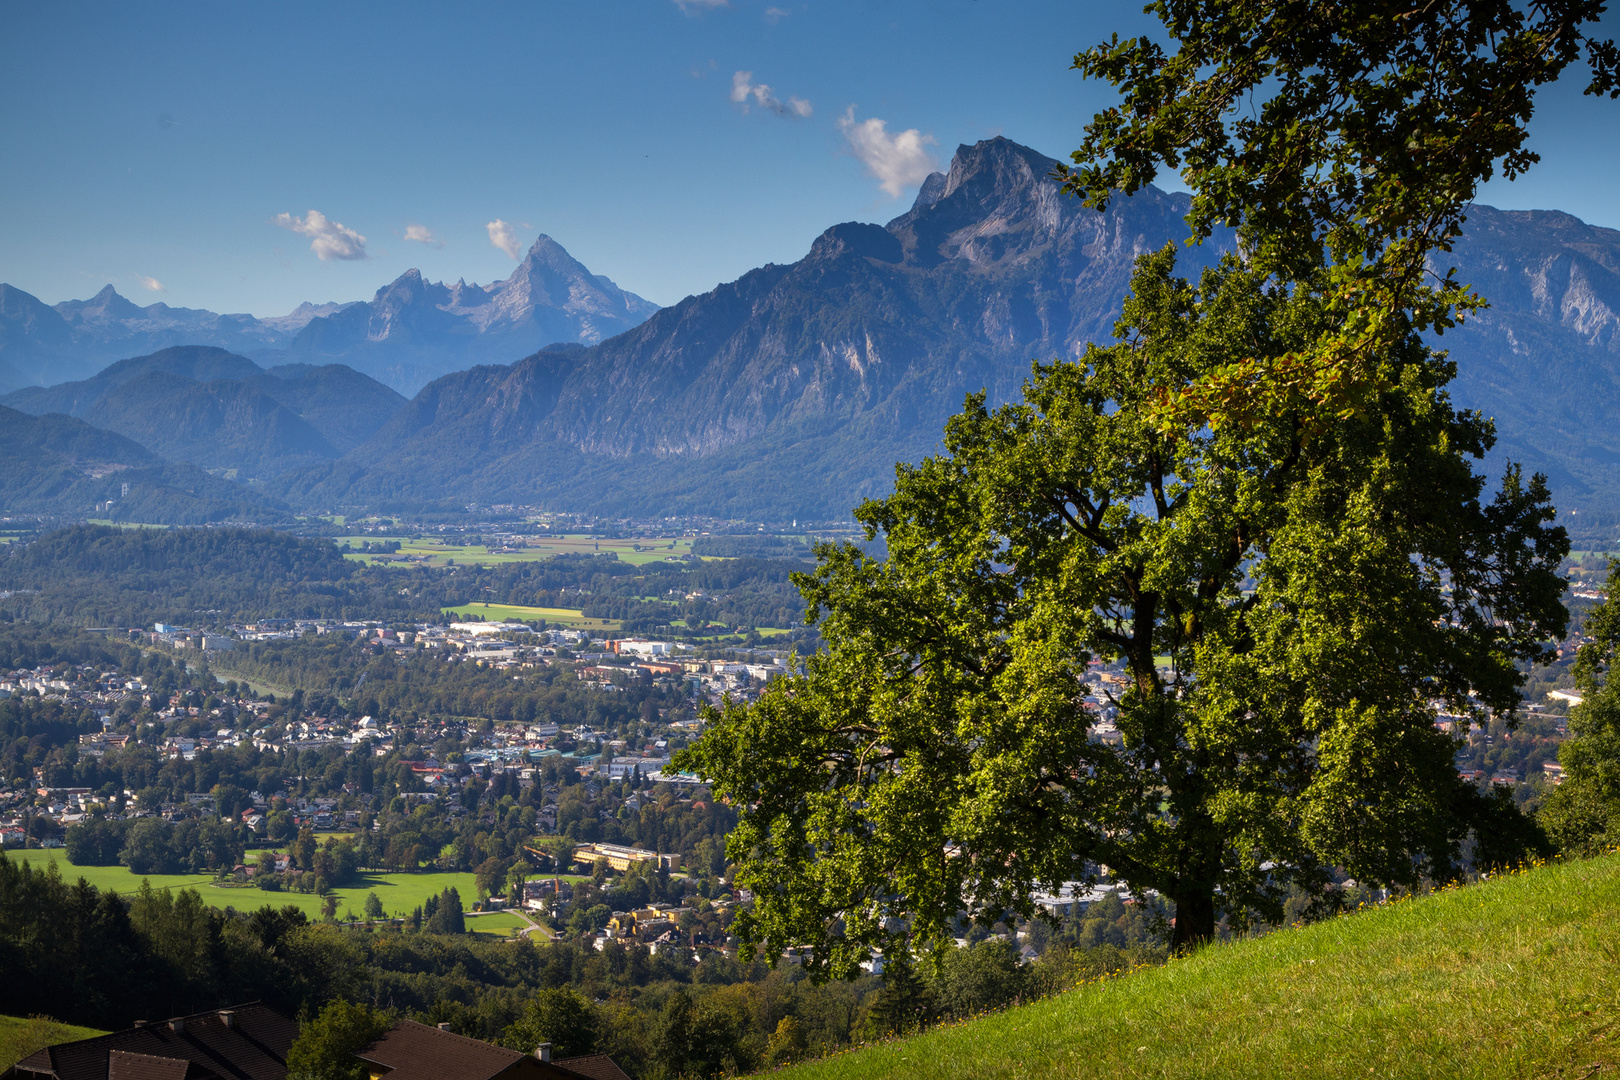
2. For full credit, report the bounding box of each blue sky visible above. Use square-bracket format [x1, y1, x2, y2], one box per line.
[3, 0, 1619, 317]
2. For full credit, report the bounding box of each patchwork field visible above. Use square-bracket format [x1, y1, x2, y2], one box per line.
[341, 534, 706, 568]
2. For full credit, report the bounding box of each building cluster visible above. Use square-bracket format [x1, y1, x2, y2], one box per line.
[8, 1002, 633, 1080]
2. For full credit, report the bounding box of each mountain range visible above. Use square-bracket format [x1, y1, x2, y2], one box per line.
[3, 136, 1619, 544]
[0, 234, 659, 396]
[287, 138, 1232, 521]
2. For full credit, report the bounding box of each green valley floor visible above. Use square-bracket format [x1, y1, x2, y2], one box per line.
[778, 852, 1620, 1080]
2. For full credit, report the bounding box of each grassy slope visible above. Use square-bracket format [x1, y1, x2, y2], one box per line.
[0, 1016, 107, 1072]
[781, 853, 1620, 1080]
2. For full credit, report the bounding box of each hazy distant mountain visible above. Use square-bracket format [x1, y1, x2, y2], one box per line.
[1, 345, 405, 478]
[0, 286, 347, 393]
[282, 235, 661, 392]
[0, 404, 290, 524]
[279, 138, 1620, 543]
[0, 234, 658, 396]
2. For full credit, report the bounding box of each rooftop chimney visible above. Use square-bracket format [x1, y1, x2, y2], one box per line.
[169, 1019, 185, 1034]
[218, 1010, 235, 1029]
[437, 1023, 452, 1031]
[535, 1044, 552, 1063]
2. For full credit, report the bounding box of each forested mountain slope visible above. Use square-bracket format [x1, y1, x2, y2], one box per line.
[0, 406, 290, 524]
[0, 347, 406, 478]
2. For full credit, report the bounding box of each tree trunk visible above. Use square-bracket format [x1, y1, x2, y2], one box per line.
[1169, 887, 1215, 952]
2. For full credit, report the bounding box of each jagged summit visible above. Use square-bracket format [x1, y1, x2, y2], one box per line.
[281, 233, 660, 391]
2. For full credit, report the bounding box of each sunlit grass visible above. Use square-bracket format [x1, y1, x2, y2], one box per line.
[0, 1015, 107, 1071]
[775, 852, 1620, 1080]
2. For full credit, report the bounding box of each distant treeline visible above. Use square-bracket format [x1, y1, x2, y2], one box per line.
[0, 525, 811, 639]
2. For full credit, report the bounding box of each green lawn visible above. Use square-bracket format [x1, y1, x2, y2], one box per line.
[778, 852, 1620, 1080]
[443, 601, 621, 633]
[466, 910, 534, 939]
[4, 850, 484, 921]
[0, 1015, 106, 1071]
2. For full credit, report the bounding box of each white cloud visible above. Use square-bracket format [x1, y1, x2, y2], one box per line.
[836, 107, 939, 197]
[487, 219, 523, 259]
[138, 276, 165, 292]
[272, 209, 368, 261]
[404, 223, 442, 247]
[763, 6, 789, 22]
[675, 0, 727, 12]
[730, 71, 812, 118]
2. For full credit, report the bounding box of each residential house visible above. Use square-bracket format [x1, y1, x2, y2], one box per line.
[4, 1003, 296, 1080]
[357, 1021, 629, 1080]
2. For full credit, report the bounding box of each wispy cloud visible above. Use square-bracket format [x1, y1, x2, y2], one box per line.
[403, 223, 442, 247]
[487, 219, 523, 259]
[763, 6, 789, 22]
[272, 209, 368, 261]
[138, 276, 165, 292]
[836, 108, 939, 197]
[731, 71, 812, 118]
[674, 0, 727, 12]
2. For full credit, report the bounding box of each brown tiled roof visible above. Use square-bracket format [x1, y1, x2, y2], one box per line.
[550, 1055, 631, 1080]
[357, 1022, 589, 1080]
[106, 1050, 211, 1080]
[8, 1004, 296, 1080]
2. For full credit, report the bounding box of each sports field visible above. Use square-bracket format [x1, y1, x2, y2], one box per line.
[442, 601, 621, 632]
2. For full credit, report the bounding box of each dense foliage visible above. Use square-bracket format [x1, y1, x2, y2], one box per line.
[0, 525, 809, 641]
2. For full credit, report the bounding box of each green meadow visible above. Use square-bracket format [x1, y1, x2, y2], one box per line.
[777, 851, 1620, 1080]
[0, 1015, 107, 1071]
[6, 850, 482, 921]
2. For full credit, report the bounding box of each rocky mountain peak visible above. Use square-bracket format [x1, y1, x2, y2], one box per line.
[56, 285, 147, 326]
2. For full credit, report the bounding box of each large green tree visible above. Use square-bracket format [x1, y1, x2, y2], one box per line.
[680, 249, 1567, 966]
[1063, 0, 1620, 424]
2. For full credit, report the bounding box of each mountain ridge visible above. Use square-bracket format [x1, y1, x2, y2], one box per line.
[278, 137, 1620, 542]
[0, 346, 406, 478]
[0, 234, 658, 395]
